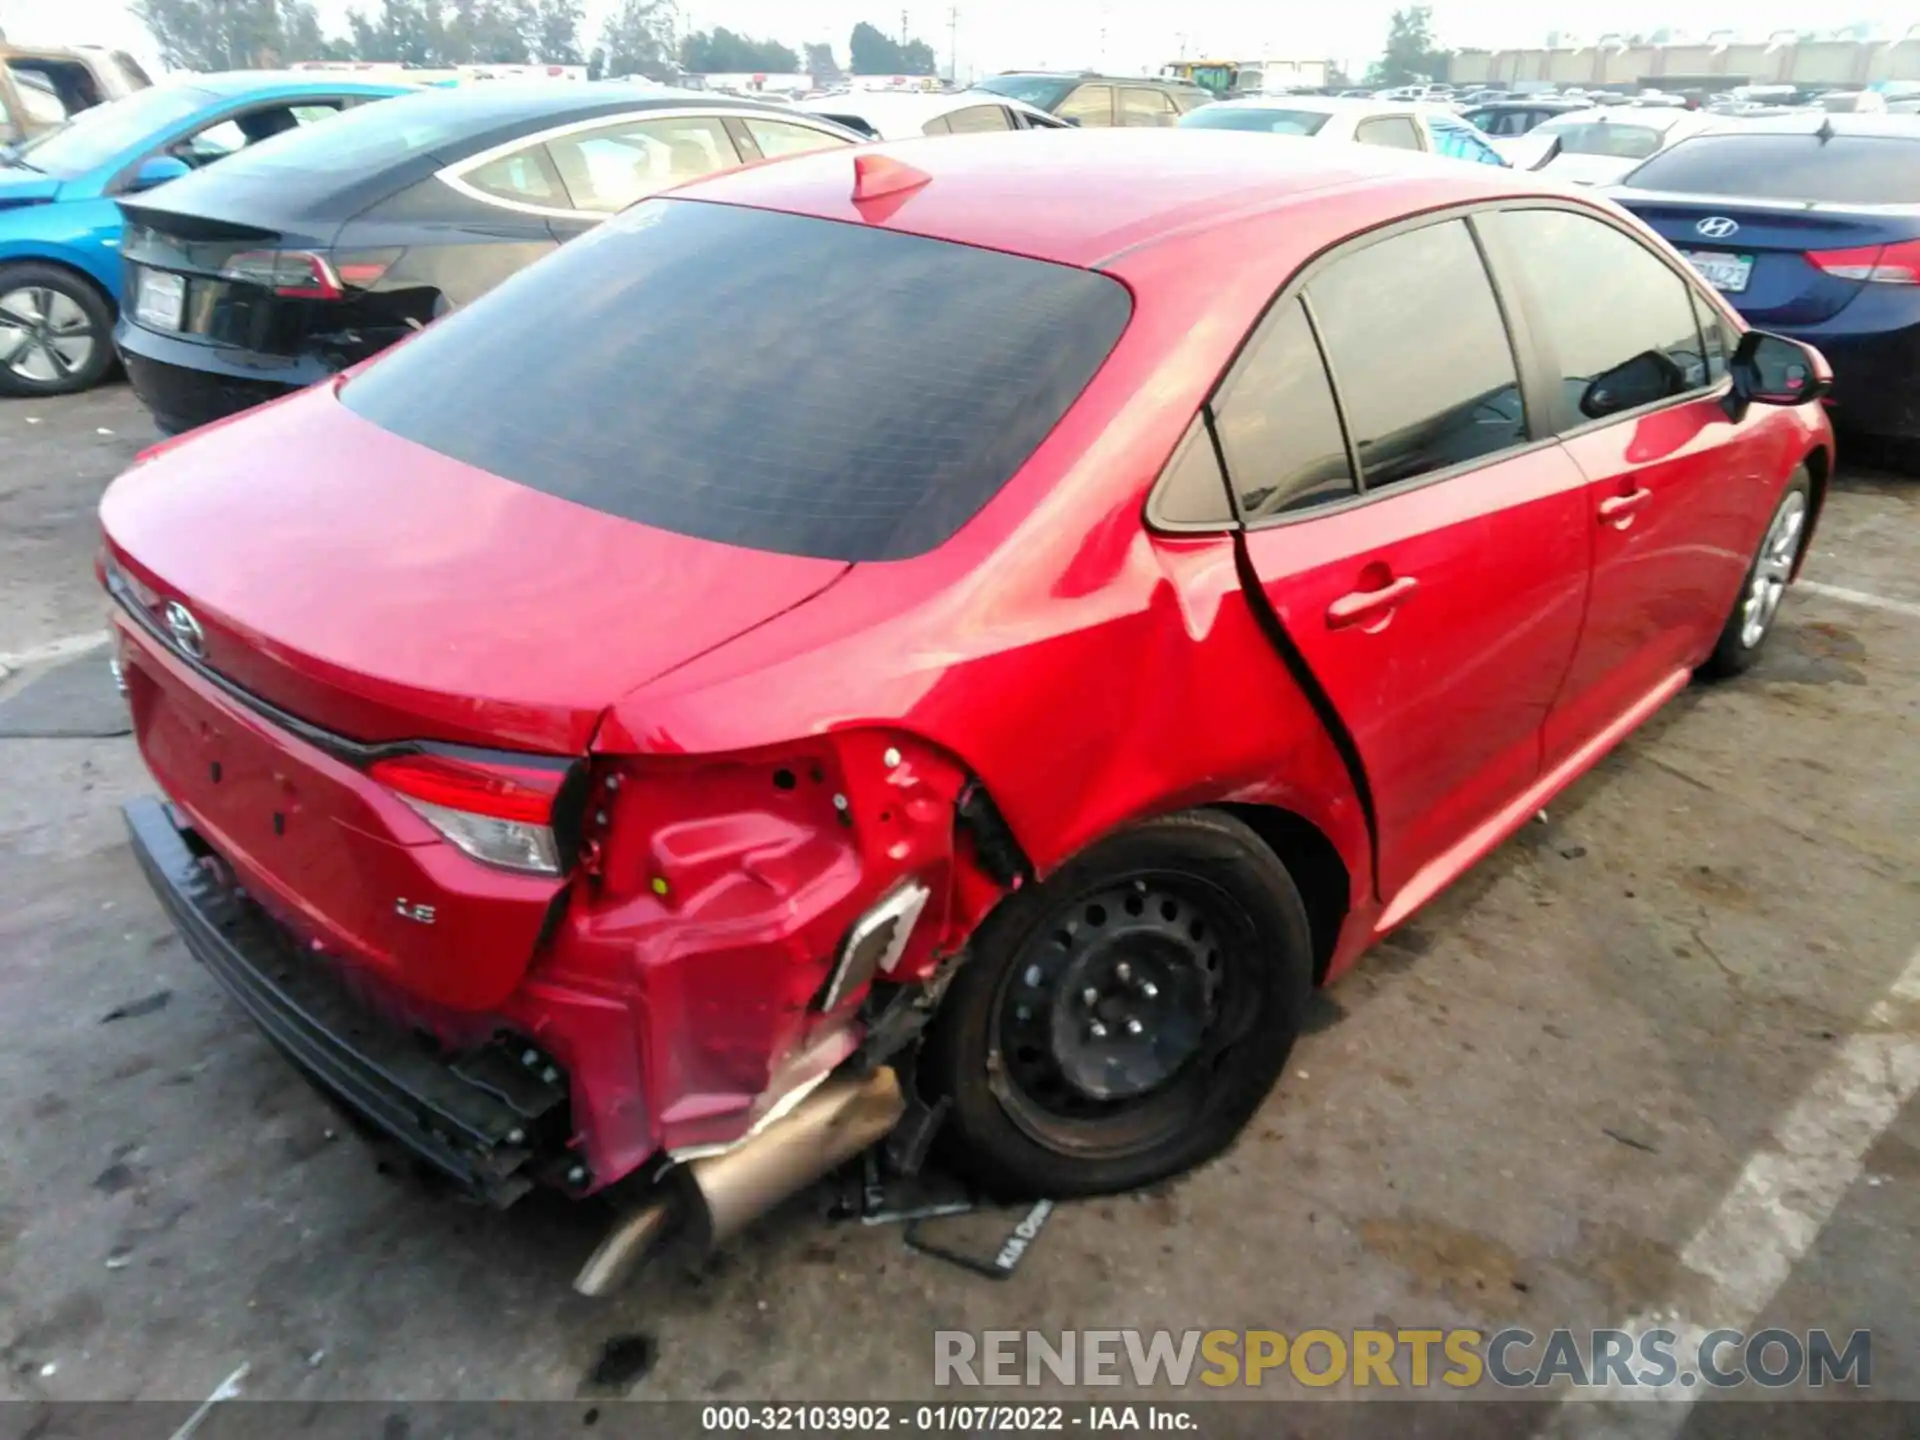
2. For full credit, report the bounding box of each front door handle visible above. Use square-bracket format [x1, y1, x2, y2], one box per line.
[1327, 574, 1419, 629]
[1598, 488, 1652, 525]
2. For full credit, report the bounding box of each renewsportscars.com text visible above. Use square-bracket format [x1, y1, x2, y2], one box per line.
[934, 1327, 1871, 1391]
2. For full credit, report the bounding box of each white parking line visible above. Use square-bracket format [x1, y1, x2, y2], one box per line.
[1548, 944, 1920, 1436]
[0, 628, 110, 675]
[1798, 580, 1920, 620]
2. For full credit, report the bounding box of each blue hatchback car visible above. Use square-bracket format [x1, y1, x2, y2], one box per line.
[0, 72, 407, 397]
[1610, 114, 1920, 440]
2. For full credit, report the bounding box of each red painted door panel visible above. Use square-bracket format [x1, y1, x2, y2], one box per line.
[1241, 444, 1591, 903]
[1545, 397, 1767, 770]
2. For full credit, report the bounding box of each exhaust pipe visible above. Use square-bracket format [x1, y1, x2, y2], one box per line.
[573, 1066, 905, 1297]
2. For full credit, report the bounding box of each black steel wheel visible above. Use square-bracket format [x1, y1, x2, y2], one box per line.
[923, 809, 1314, 1198]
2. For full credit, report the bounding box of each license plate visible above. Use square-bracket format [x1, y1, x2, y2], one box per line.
[1681, 250, 1754, 294]
[134, 269, 185, 331]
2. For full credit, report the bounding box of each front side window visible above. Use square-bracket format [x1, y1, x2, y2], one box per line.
[342, 200, 1133, 563]
[1057, 84, 1113, 127]
[1306, 219, 1526, 490]
[1485, 207, 1708, 425]
[740, 116, 849, 158]
[547, 115, 737, 213]
[1120, 88, 1180, 127]
[1211, 298, 1355, 519]
[1536, 121, 1663, 159]
[1354, 115, 1423, 151]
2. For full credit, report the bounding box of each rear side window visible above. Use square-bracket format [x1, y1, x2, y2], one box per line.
[464, 145, 563, 205]
[545, 115, 737, 213]
[1057, 84, 1113, 127]
[1210, 298, 1354, 519]
[1486, 208, 1708, 424]
[1355, 116, 1423, 151]
[1624, 133, 1920, 204]
[943, 104, 1012, 133]
[1120, 88, 1180, 127]
[739, 117, 849, 158]
[343, 200, 1132, 562]
[1306, 219, 1526, 490]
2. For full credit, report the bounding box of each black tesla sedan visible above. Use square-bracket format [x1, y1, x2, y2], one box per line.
[114, 84, 863, 433]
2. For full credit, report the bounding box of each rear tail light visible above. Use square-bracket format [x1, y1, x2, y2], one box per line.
[1806, 239, 1920, 284]
[371, 752, 569, 875]
[222, 248, 402, 299]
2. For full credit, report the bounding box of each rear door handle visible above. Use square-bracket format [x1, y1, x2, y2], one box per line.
[1598, 488, 1652, 524]
[1327, 574, 1419, 629]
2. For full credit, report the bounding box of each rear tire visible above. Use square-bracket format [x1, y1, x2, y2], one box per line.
[1701, 467, 1811, 678]
[921, 809, 1313, 1199]
[0, 262, 116, 398]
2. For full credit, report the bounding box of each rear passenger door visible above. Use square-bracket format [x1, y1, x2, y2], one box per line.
[1478, 205, 1778, 770]
[1227, 217, 1592, 911]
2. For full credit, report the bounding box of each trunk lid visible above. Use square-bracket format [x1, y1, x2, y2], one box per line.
[1614, 189, 1914, 326]
[100, 382, 853, 755]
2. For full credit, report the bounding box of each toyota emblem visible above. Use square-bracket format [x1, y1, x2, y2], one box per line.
[1695, 216, 1740, 240]
[163, 601, 207, 660]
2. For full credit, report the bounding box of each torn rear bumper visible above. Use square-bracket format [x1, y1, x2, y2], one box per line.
[123, 795, 568, 1206]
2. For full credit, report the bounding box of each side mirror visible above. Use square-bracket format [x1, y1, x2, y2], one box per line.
[1496, 132, 1562, 170]
[1580, 349, 1684, 419]
[128, 154, 191, 192]
[1723, 330, 1832, 421]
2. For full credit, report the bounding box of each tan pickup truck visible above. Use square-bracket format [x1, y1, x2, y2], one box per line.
[0, 44, 152, 146]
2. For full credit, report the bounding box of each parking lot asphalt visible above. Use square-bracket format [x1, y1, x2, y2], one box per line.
[0, 385, 1914, 1426]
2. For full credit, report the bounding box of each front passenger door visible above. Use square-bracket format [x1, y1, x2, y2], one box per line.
[1480, 205, 1778, 771]
[1232, 218, 1593, 913]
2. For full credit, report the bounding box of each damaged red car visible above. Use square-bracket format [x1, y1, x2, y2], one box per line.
[100, 131, 1833, 1293]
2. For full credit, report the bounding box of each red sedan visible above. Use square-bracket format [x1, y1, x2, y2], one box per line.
[99, 131, 1832, 1289]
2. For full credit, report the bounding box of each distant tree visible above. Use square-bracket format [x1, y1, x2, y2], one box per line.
[804, 41, 843, 85]
[344, 0, 448, 64]
[528, 0, 583, 63]
[848, 19, 934, 75]
[1379, 5, 1446, 84]
[135, 0, 343, 69]
[596, 0, 671, 78]
[680, 26, 798, 73]
[444, 0, 532, 64]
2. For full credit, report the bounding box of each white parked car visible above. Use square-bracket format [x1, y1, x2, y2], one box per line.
[1177, 95, 1550, 169]
[1498, 106, 1717, 186]
[792, 88, 1068, 140]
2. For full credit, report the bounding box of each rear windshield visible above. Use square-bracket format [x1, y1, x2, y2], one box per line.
[343, 199, 1133, 562]
[1179, 106, 1330, 136]
[1625, 133, 1920, 203]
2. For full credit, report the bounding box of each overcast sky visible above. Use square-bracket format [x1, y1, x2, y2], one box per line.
[4, 0, 1915, 79]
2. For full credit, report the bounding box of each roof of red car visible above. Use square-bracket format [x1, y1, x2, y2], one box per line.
[672, 127, 1536, 269]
